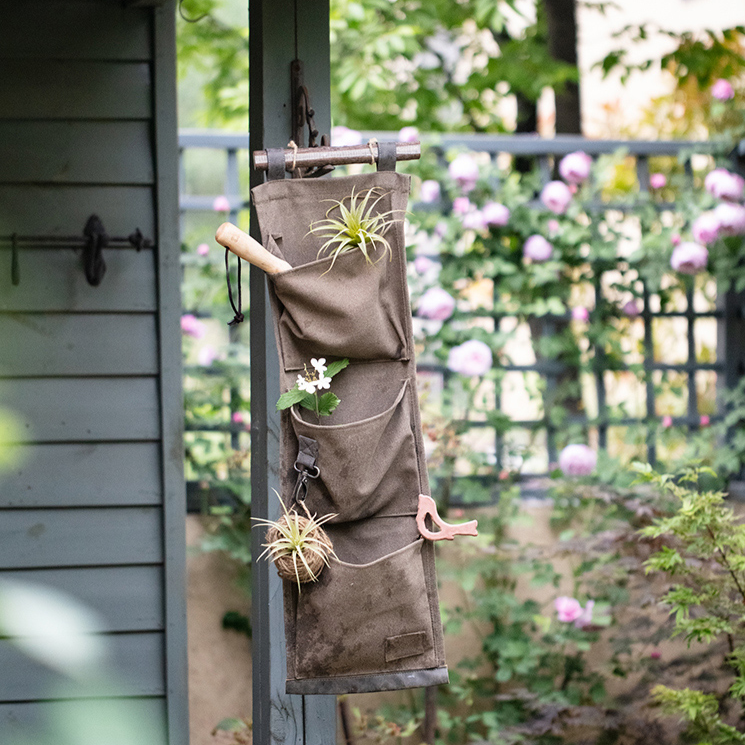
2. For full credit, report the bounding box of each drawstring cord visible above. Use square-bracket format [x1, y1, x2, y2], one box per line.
[224, 247, 244, 326]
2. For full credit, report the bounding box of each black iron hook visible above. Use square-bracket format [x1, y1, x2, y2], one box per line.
[82, 215, 108, 286]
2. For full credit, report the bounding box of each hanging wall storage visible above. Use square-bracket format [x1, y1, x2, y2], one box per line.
[218, 141, 476, 695]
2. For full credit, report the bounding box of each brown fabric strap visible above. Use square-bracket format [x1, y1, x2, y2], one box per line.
[266, 148, 286, 181]
[295, 435, 319, 471]
[376, 141, 397, 172]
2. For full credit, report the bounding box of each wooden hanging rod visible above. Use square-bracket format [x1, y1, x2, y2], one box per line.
[252, 140, 420, 171]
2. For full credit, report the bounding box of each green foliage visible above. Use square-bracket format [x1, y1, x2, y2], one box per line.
[637, 465, 745, 743]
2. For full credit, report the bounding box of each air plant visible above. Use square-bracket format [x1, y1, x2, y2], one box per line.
[307, 187, 402, 272]
[253, 491, 337, 591]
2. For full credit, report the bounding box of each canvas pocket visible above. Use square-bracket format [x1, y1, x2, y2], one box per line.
[269, 236, 409, 370]
[290, 379, 421, 522]
[293, 539, 436, 679]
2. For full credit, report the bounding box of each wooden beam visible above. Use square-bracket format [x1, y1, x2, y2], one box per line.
[249, 0, 336, 743]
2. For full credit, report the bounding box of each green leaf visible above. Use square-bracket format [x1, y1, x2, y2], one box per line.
[276, 386, 307, 411]
[325, 358, 350, 378]
[317, 392, 341, 416]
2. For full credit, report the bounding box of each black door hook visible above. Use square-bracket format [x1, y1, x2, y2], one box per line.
[83, 214, 108, 286]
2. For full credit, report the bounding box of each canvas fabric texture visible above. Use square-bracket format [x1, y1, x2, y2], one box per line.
[251, 170, 449, 694]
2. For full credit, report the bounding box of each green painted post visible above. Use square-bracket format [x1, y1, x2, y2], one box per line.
[249, 1, 337, 743]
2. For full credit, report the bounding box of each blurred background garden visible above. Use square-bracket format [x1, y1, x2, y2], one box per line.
[173, 1, 745, 743]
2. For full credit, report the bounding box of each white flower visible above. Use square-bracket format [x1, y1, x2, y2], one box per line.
[311, 358, 327, 374]
[297, 375, 316, 393]
[315, 374, 331, 390]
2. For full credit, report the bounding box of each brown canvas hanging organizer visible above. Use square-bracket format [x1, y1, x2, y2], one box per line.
[219, 141, 477, 695]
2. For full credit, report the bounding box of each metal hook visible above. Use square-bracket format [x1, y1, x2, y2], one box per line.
[290, 60, 333, 179]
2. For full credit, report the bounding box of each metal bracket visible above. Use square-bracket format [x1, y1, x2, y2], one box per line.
[290, 59, 332, 179]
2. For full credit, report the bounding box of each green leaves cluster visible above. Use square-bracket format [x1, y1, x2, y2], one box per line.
[636, 464, 745, 743]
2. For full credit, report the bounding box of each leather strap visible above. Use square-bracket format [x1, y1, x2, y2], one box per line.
[266, 148, 286, 181]
[376, 140, 397, 172]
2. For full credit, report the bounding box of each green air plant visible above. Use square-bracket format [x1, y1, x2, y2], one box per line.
[307, 187, 400, 272]
[253, 491, 337, 591]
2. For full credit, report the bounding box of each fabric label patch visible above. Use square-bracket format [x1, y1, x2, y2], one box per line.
[385, 631, 428, 663]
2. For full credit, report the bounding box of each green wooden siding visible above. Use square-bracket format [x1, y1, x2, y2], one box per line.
[0, 1, 187, 743]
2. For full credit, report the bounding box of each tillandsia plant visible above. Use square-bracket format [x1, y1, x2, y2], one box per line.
[276, 357, 349, 419]
[634, 462, 745, 744]
[307, 187, 402, 271]
[253, 491, 337, 591]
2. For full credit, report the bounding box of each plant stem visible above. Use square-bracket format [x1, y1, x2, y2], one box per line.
[706, 524, 745, 604]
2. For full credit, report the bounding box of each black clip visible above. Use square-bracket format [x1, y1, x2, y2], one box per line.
[292, 434, 320, 505]
[292, 462, 320, 504]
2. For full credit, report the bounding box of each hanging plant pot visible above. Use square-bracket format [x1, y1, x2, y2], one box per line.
[250, 165, 461, 695]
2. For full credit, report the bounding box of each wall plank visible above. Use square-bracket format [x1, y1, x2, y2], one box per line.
[0, 632, 165, 701]
[0, 315, 158, 377]
[0, 698, 167, 745]
[1, 566, 164, 631]
[1, 1, 151, 61]
[0, 249, 156, 313]
[0, 185, 154, 236]
[0, 378, 161, 442]
[0, 61, 152, 120]
[0, 122, 154, 185]
[0, 443, 161, 508]
[0, 507, 163, 568]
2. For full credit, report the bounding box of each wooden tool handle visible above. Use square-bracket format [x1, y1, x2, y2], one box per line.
[215, 222, 292, 275]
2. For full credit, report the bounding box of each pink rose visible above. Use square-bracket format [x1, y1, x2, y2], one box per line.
[447, 339, 493, 377]
[434, 221, 448, 238]
[622, 300, 640, 317]
[671, 233, 682, 246]
[482, 202, 510, 227]
[462, 210, 487, 231]
[711, 78, 734, 101]
[453, 196, 472, 215]
[540, 181, 573, 214]
[559, 151, 592, 184]
[449, 154, 479, 192]
[558, 444, 597, 477]
[692, 212, 720, 244]
[398, 126, 419, 142]
[198, 345, 218, 366]
[649, 173, 667, 189]
[704, 168, 745, 202]
[414, 256, 435, 274]
[197, 243, 210, 256]
[181, 314, 205, 339]
[232, 412, 244, 423]
[714, 202, 745, 236]
[212, 195, 231, 212]
[661, 415, 673, 428]
[331, 126, 363, 147]
[571, 306, 590, 322]
[417, 287, 456, 321]
[523, 234, 554, 262]
[671, 242, 708, 274]
[700, 414, 710, 427]
[574, 599, 595, 629]
[555, 596, 583, 623]
[419, 180, 441, 204]
[547, 218, 560, 237]
[650, 649, 662, 660]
